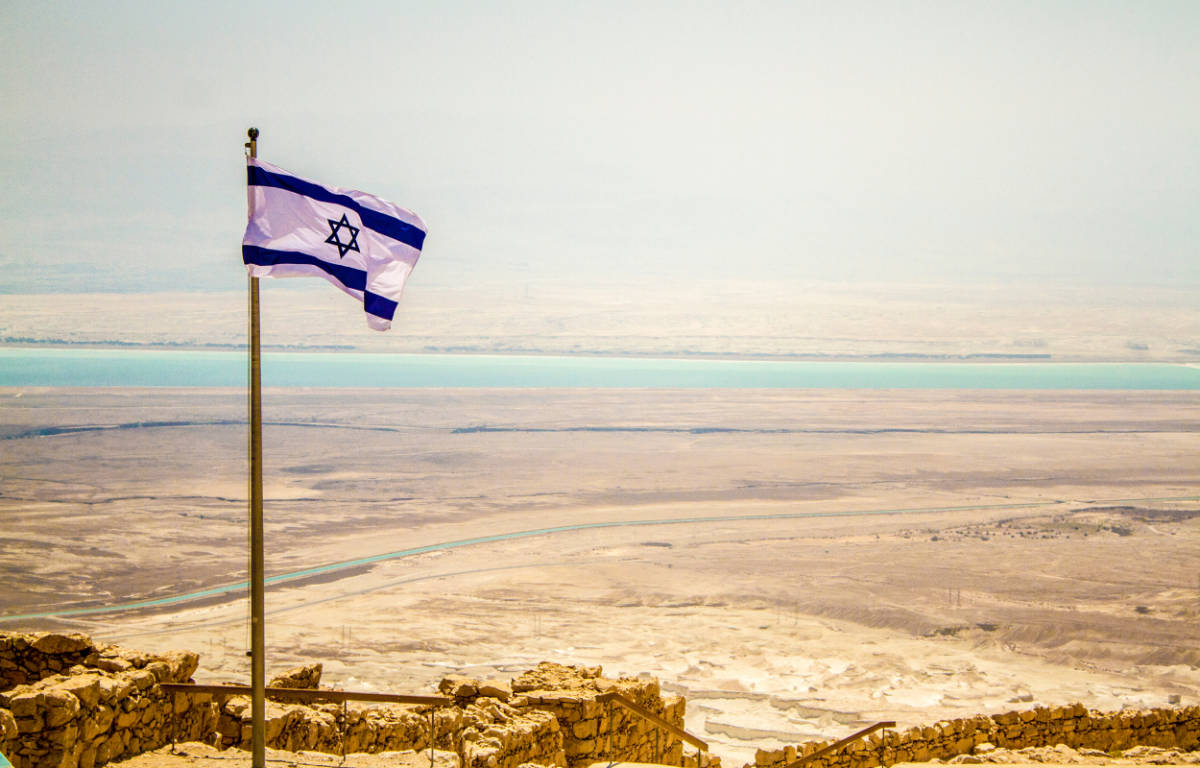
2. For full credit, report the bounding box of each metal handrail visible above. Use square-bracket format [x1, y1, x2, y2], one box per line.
[164, 684, 711, 767]
[159, 682, 451, 706]
[597, 691, 708, 751]
[782, 721, 895, 768]
[160, 682, 451, 766]
[597, 690, 708, 767]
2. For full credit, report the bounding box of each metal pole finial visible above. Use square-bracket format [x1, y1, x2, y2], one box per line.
[247, 127, 259, 140]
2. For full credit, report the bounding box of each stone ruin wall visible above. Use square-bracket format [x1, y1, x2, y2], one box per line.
[3, 632, 1199, 768]
[498, 663, 694, 768]
[752, 703, 1200, 768]
[0, 633, 690, 768]
[0, 633, 212, 768]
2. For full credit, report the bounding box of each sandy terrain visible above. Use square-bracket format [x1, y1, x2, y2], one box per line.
[2, 388, 1199, 766]
[110, 743, 457, 768]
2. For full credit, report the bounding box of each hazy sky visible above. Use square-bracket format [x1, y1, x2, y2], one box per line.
[2, 0, 1198, 295]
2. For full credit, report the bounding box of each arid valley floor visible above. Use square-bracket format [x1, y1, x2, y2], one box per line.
[2, 387, 1198, 766]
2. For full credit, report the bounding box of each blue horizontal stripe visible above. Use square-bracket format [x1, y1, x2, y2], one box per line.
[363, 291, 398, 321]
[248, 165, 426, 251]
[242, 245, 366, 291]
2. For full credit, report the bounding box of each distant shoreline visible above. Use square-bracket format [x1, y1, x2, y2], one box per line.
[0, 338, 1172, 364]
[4, 284, 1197, 364]
[4, 346, 1200, 388]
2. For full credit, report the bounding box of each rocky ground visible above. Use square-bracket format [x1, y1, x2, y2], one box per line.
[109, 743, 457, 768]
[108, 742, 1200, 768]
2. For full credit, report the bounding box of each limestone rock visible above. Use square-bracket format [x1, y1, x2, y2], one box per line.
[126, 670, 157, 691]
[0, 707, 17, 740]
[9, 691, 43, 718]
[30, 634, 92, 656]
[96, 676, 135, 705]
[440, 675, 480, 699]
[160, 650, 199, 682]
[142, 662, 171, 683]
[94, 733, 122, 765]
[58, 676, 102, 709]
[269, 663, 322, 690]
[223, 696, 251, 719]
[511, 662, 605, 694]
[478, 680, 512, 701]
[43, 689, 81, 728]
[88, 656, 132, 674]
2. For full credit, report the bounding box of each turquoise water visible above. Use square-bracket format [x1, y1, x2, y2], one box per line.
[1, 347, 1199, 389]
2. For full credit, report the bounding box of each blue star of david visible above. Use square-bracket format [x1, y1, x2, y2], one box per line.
[325, 213, 361, 259]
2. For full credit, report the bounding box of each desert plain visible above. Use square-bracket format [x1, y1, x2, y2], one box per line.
[2, 385, 1198, 765]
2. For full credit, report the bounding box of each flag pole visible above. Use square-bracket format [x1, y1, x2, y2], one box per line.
[244, 126, 267, 768]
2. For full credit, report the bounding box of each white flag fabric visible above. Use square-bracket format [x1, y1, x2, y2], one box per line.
[242, 157, 426, 330]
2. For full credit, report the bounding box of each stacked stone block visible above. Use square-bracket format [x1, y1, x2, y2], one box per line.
[268, 663, 323, 691]
[750, 704, 1200, 768]
[210, 695, 457, 756]
[0, 634, 672, 768]
[6, 631, 1195, 768]
[457, 697, 564, 768]
[0, 633, 212, 768]
[0, 635, 94, 690]
[206, 691, 565, 768]
[506, 662, 692, 768]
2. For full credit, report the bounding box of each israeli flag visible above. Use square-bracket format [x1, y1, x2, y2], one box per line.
[242, 157, 427, 330]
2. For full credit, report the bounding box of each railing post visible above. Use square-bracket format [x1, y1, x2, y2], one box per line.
[340, 700, 348, 764]
[607, 699, 614, 761]
[429, 706, 437, 768]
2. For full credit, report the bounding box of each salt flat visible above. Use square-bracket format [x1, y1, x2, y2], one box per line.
[2, 388, 1198, 765]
